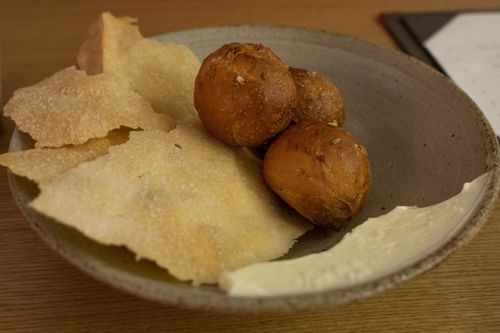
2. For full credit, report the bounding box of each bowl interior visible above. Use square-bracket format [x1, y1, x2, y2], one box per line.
[9, 26, 498, 312]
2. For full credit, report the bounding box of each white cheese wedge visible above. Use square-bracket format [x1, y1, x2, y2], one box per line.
[219, 172, 491, 296]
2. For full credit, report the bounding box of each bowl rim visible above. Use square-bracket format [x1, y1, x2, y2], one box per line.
[7, 25, 500, 314]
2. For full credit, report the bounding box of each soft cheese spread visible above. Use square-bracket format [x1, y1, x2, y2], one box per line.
[219, 172, 491, 296]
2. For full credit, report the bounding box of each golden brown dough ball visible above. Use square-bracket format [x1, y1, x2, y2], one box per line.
[263, 122, 371, 229]
[290, 67, 345, 127]
[194, 43, 297, 146]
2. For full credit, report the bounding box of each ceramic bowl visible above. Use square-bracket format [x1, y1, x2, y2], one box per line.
[8, 26, 500, 313]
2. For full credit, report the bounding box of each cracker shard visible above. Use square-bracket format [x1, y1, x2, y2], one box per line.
[3, 67, 174, 148]
[0, 130, 129, 183]
[78, 12, 201, 121]
[30, 122, 311, 284]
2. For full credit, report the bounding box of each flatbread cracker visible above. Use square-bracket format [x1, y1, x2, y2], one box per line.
[77, 13, 141, 75]
[78, 12, 200, 121]
[31, 123, 310, 284]
[0, 130, 129, 183]
[3, 67, 174, 147]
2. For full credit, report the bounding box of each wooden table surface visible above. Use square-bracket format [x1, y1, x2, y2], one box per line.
[1, 1, 500, 332]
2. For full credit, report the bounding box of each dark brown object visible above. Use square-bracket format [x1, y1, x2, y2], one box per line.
[290, 67, 346, 126]
[264, 122, 371, 229]
[194, 43, 297, 146]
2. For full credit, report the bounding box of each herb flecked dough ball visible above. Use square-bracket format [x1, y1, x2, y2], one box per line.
[194, 43, 297, 146]
[290, 67, 346, 126]
[263, 121, 371, 229]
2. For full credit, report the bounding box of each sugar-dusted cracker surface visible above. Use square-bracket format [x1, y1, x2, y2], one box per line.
[0, 129, 129, 183]
[3, 67, 174, 148]
[78, 12, 200, 121]
[30, 122, 311, 284]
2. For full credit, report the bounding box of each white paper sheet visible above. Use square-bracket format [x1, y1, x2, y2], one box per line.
[425, 13, 500, 135]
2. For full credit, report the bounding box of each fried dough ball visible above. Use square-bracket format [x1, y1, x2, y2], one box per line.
[194, 43, 297, 146]
[263, 122, 371, 229]
[290, 67, 345, 127]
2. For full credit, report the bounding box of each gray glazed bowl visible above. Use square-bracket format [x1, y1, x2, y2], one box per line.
[8, 26, 500, 313]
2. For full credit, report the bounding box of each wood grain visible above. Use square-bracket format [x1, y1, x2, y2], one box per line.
[1, 1, 500, 332]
